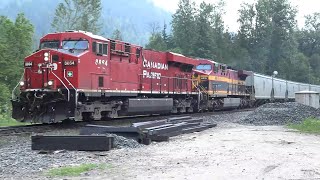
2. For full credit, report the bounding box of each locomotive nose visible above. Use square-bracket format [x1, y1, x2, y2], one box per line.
[39, 51, 59, 65]
[22, 49, 69, 90]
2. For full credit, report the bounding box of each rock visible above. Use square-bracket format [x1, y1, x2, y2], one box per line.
[105, 133, 144, 149]
[239, 102, 320, 126]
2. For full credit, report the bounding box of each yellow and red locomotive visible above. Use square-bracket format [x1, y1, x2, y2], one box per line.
[193, 59, 252, 110]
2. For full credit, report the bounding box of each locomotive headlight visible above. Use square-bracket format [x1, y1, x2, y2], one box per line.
[44, 56, 49, 61]
[44, 52, 49, 57]
[48, 80, 54, 86]
[19, 81, 25, 86]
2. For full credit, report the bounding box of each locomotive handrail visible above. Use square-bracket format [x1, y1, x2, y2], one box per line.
[63, 69, 78, 106]
[192, 80, 202, 111]
[63, 69, 77, 90]
[138, 74, 193, 94]
[11, 70, 25, 99]
[51, 70, 70, 101]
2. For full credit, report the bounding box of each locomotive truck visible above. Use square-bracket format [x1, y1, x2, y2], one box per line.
[11, 30, 320, 124]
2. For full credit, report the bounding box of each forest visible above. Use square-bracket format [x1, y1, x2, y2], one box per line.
[0, 0, 320, 121]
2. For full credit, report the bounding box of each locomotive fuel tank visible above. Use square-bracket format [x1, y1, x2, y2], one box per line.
[120, 98, 173, 115]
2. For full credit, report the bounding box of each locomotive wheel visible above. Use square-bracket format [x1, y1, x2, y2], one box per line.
[82, 112, 93, 122]
[62, 118, 76, 124]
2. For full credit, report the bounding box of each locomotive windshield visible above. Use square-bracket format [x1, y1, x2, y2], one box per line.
[40, 41, 59, 49]
[196, 64, 212, 70]
[62, 40, 88, 50]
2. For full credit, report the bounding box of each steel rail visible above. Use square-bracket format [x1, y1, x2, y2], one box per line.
[0, 108, 255, 136]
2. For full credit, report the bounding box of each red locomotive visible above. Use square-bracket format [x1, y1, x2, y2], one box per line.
[12, 31, 200, 123]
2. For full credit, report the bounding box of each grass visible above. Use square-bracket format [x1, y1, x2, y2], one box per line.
[288, 118, 320, 134]
[47, 163, 109, 177]
[0, 116, 29, 127]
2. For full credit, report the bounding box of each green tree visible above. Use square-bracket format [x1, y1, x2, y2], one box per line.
[0, 14, 34, 119]
[297, 13, 320, 57]
[172, 0, 197, 56]
[162, 22, 168, 46]
[296, 12, 320, 83]
[145, 32, 167, 51]
[268, 0, 298, 76]
[112, 29, 123, 40]
[0, 82, 10, 119]
[309, 54, 320, 83]
[51, 0, 102, 34]
[193, 2, 215, 59]
[162, 23, 176, 51]
[237, 3, 256, 50]
[237, 0, 299, 79]
[0, 14, 34, 90]
[210, 0, 230, 63]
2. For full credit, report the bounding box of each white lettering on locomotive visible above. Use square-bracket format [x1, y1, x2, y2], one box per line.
[143, 59, 168, 70]
[24, 62, 33, 67]
[95, 59, 108, 66]
[64, 60, 76, 66]
[143, 70, 161, 79]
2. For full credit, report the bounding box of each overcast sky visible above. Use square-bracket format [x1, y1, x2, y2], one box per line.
[149, 0, 320, 32]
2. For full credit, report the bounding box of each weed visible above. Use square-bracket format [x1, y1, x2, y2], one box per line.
[47, 163, 108, 177]
[0, 117, 29, 127]
[288, 118, 320, 134]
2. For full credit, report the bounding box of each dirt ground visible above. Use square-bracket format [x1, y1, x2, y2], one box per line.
[63, 122, 320, 180]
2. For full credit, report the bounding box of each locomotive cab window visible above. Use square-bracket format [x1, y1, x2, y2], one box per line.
[62, 40, 88, 50]
[214, 64, 218, 73]
[111, 40, 116, 50]
[125, 43, 131, 53]
[40, 41, 59, 49]
[136, 48, 141, 58]
[92, 42, 97, 52]
[94, 42, 108, 55]
[98, 43, 103, 54]
[103, 44, 108, 55]
[195, 64, 212, 70]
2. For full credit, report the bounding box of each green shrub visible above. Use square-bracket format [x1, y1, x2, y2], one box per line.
[47, 163, 108, 177]
[288, 118, 320, 134]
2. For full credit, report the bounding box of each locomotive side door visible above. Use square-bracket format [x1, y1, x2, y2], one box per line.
[91, 41, 110, 90]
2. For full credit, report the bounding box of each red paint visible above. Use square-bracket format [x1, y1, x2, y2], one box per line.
[23, 31, 198, 94]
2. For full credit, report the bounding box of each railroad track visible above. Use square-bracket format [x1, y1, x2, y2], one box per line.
[0, 108, 255, 136]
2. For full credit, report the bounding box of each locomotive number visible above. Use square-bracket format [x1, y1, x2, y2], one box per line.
[143, 70, 161, 79]
[24, 62, 33, 67]
[64, 60, 76, 66]
[95, 59, 108, 66]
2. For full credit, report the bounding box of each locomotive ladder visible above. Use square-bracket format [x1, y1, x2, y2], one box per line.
[192, 81, 209, 111]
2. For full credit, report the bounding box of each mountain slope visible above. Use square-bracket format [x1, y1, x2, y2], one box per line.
[0, 0, 172, 45]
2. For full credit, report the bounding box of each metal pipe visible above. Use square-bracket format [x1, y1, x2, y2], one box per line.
[12, 70, 25, 99]
[51, 71, 70, 101]
[63, 69, 78, 106]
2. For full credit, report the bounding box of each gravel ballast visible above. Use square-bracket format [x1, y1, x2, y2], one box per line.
[239, 102, 320, 126]
[0, 134, 144, 179]
[105, 133, 144, 149]
[2, 104, 319, 179]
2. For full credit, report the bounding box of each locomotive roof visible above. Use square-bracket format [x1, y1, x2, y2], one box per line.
[41, 30, 142, 48]
[41, 30, 109, 42]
